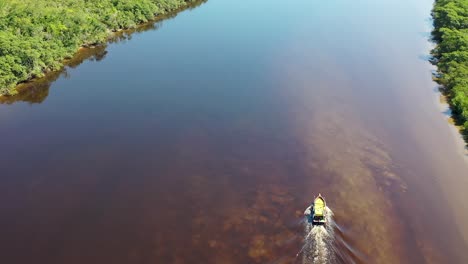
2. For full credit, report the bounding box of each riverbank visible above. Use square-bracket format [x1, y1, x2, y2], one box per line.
[431, 0, 468, 143]
[0, 0, 201, 96]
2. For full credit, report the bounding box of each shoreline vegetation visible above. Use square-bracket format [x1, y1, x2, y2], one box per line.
[431, 0, 468, 143]
[0, 0, 203, 96]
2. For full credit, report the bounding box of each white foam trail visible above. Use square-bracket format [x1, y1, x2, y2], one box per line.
[302, 207, 335, 264]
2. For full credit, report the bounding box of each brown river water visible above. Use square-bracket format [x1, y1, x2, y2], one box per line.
[1, 0, 468, 263]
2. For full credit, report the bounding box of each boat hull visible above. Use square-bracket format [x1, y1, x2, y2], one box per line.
[306, 194, 327, 225]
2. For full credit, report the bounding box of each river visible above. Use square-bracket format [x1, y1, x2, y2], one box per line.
[1, 0, 468, 263]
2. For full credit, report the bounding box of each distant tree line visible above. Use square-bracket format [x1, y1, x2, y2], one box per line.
[432, 0, 468, 140]
[0, 0, 195, 95]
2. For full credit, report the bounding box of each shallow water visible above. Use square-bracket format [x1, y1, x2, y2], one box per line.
[1, 0, 468, 263]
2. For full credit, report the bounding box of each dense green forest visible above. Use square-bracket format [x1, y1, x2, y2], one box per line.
[0, 0, 195, 95]
[432, 0, 468, 139]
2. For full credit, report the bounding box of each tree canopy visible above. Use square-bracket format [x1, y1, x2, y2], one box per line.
[0, 0, 194, 95]
[432, 0, 468, 140]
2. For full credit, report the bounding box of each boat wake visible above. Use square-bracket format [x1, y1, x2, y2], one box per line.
[300, 207, 335, 264]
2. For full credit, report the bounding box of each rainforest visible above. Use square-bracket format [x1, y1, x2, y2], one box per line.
[432, 0, 468, 139]
[0, 0, 194, 95]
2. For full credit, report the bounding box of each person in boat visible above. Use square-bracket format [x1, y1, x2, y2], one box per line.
[304, 194, 326, 225]
[304, 202, 314, 224]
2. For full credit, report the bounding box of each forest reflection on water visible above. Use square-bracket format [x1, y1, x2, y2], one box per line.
[0, 0, 206, 105]
[0, 46, 108, 105]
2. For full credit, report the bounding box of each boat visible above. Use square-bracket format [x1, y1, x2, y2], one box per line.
[304, 194, 327, 225]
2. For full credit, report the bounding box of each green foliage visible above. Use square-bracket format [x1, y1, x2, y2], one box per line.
[0, 0, 193, 95]
[432, 0, 468, 138]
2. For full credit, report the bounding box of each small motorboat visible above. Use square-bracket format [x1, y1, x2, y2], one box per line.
[304, 194, 327, 225]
